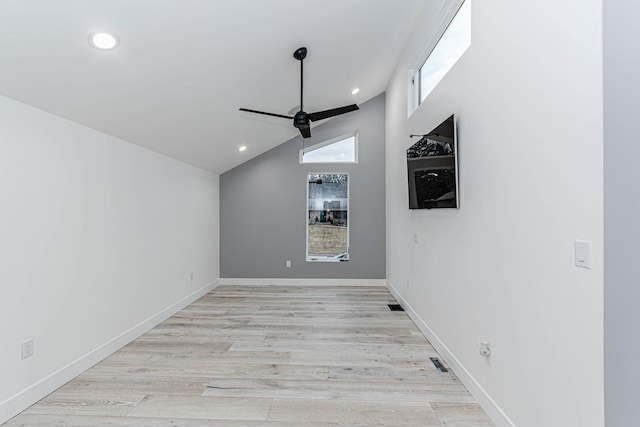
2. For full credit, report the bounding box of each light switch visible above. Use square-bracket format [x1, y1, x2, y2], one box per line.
[575, 240, 592, 269]
[413, 233, 419, 244]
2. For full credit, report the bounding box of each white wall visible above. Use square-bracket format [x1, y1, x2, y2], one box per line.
[386, 1, 604, 426]
[0, 95, 220, 422]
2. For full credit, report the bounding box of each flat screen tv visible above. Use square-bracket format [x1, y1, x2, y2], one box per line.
[407, 114, 459, 209]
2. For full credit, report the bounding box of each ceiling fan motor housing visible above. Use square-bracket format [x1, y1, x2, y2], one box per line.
[294, 111, 309, 129]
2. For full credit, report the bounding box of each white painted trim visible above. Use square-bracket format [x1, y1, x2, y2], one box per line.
[220, 278, 386, 287]
[0, 279, 220, 425]
[386, 280, 515, 427]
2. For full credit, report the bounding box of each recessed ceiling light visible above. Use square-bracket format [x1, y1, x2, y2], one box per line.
[89, 32, 119, 50]
[238, 145, 248, 152]
[351, 87, 360, 95]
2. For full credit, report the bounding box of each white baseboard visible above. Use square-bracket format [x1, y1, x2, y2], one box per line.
[386, 280, 515, 427]
[219, 278, 386, 287]
[0, 279, 220, 425]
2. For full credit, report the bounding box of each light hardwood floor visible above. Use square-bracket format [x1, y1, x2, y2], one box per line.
[6, 285, 493, 426]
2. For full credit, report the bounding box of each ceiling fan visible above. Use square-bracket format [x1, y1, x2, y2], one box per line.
[239, 47, 359, 138]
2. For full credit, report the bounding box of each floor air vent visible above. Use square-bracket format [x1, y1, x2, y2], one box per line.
[430, 357, 449, 372]
[387, 304, 404, 311]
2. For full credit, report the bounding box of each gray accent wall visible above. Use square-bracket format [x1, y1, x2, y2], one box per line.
[604, 0, 640, 424]
[220, 93, 385, 279]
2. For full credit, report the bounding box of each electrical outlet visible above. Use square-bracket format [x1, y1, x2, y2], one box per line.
[190, 272, 194, 281]
[21, 340, 34, 360]
[286, 260, 291, 268]
[479, 341, 491, 358]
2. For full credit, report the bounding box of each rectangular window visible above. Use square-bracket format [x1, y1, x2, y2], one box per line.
[307, 173, 349, 262]
[411, 0, 471, 111]
[300, 132, 358, 164]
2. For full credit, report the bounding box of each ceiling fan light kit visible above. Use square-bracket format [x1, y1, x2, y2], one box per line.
[240, 47, 359, 138]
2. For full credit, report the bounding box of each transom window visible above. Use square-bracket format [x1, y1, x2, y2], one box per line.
[300, 132, 358, 164]
[410, 0, 471, 113]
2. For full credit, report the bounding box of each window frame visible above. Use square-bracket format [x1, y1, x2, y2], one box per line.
[299, 131, 359, 164]
[408, 0, 470, 116]
[305, 172, 350, 263]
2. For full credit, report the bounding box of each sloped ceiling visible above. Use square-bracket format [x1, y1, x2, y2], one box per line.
[0, 0, 425, 173]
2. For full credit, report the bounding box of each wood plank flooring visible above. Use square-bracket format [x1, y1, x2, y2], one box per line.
[5, 285, 493, 426]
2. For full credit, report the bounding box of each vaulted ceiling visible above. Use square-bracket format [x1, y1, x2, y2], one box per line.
[0, 0, 425, 173]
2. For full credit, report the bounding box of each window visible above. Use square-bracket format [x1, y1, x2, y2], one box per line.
[300, 133, 358, 164]
[307, 173, 349, 262]
[410, 0, 471, 112]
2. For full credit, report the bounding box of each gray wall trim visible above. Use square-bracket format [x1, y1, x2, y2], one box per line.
[220, 93, 386, 279]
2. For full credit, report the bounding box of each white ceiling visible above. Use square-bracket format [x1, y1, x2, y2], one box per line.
[0, 0, 425, 173]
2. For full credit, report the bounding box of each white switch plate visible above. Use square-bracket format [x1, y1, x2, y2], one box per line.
[413, 233, 419, 244]
[575, 240, 592, 269]
[286, 260, 291, 268]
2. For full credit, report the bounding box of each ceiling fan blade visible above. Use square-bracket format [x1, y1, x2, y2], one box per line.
[239, 108, 293, 120]
[307, 104, 359, 122]
[299, 125, 311, 138]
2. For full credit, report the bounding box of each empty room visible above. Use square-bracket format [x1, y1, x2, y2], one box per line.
[0, 1, 637, 426]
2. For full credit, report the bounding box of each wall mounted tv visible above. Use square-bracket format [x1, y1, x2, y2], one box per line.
[407, 114, 459, 209]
